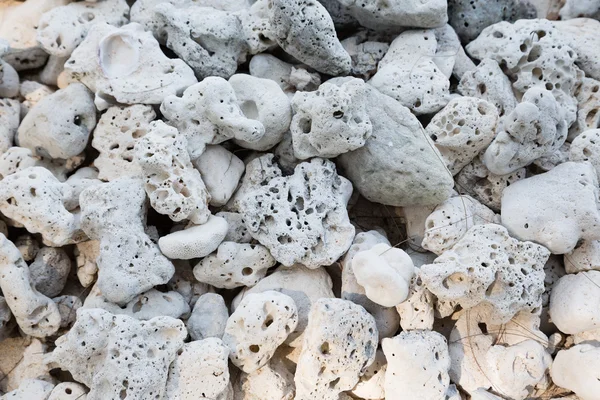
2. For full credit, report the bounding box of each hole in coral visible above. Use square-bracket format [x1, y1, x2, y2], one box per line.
[249, 344, 260, 353]
[240, 100, 259, 120]
[298, 118, 312, 134]
[242, 267, 253, 276]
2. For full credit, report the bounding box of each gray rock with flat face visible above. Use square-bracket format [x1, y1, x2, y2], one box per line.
[338, 80, 454, 207]
[337, 0, 448, 30]
[268, 0, 351, 76]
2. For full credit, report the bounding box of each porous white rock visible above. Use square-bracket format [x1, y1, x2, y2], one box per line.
[158, 215, 228, 260]
[165, 338, 230, 400]
[193, 242, 276, 289]
[160, 77, 265, 159]
[340, 230, 400, 340]
[83, 285, 190, 321]
[564, 240, 600, 273]
[466, 19, 583, 125]
[338, 0, 447, 30]
[248, 54, 321, 93]
[0, 59, 19, 98]
[290, 78, 372, 159]
[234, 359, 295, 400]
[28, 247, 71, 298]
[237, 0, 278, 56]
[92, 105, 156, 181]
[223, 291, 298, 373]
[569, 78, 600, 140]
[0, 167, 84, 246]
[348, 348, 386, 400]
[549, 271, 600, 335]
[457, 58, 518, 116]
[232, 265, 335, 347]
[382, 330, 454, 400]
[36, 0, 129, 57]
[229, 73, 291, 150]
[552, 343, 600, 400]
[63, 22, 196, 105]
[51, 308, 186, 400]
[0, 146, 83, 182]
[154, 3, 248, 80]
[570, 129, 600, 177]
[0, 233, 60, 337]
[294, 298, 378, 400]
[80, 178, 175, 305]
[0, 0, 69, 70]
[553, 18, 600, 81]
[239, 155, 355, 268]
[186, 293, 228, 341]
[352, 243, 415, 307]
[193, 145, 245, 207]
[1, 379, 55, 400]
[455, 155, 525, 211]
[501, 161, 600, 254]
[396, 271, 436, 331]
[48, 382, 88, 400]
[421, 224, 550, 324]
[134, 120, 210, 224]
[338, 81, 454, 207]
[267, 0, 351, 76]
[0, 98, 20, 155]
[17, 83, 96, 160]
[449, 311, 552, 398]
[369, 29, 451, 115]
[483, 87, 568, 175]
[426, 97, 499, 174]
[422, 194, 499, 255]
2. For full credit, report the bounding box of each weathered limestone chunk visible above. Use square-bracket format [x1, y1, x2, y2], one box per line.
[550, 271, 600, 335]
[427, 97, 499, 174]
[193, 242, 276, 289]
[36, 0, 129, 57]
[501, 161, 600, 254]
[17, 83, 96, 160]
[165, 338, 231, 400]
[290, 78, 372, 159]
[193, 145, 245, 207]
[239, 155, 355, 268]
[28, 247, 71, 298]
[51, 308, 186, 400]
[294, 298, 378, 400]
[63, 22, 196, 106]
[232, 265, 335, 347]
[134, 120, 211, 224]
[0, 234, 60, 337]
[80, 178, 175, 305]
[161, 77, 265, 159]
[382, 330, 454, 400]
[421, 224, 550, 324]
[267, 0, 351, 75]
[338, 80, 454, 207]
[422, 194, 499, 255]
[92, 105, 156, 181]
[483, 87, 568, 175]
[223, 291, 298, 373]
[552, 343, 600, 400]
[0, 166, 84, 246]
